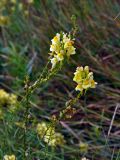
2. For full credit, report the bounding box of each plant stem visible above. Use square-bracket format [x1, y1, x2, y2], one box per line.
[24, 85, 30, 159]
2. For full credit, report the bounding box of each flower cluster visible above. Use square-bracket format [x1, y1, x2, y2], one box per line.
[0, 89, 17, 112]
[3, 154, 16, 160]
[73, 66, 97, 92]
[0, 15, 9, 26]
[36, 122, 65, 147]
[49, 32, 76, 69]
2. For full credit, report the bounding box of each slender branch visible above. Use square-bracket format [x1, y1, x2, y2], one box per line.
[23, 77, 30, 160]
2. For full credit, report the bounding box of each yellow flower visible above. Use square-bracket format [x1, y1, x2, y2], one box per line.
[66, 46, 75, 56]
[42, 127, 55, 146]
[4, 155, 16, 160]
[8, 94, 18, 112]
[64, 41, 74, 48]
[0, 89, 9, 106]
[50, 57, 59, 69]
[36, 122, 55, 139]
[49, 32, 76, 69]
[56, 52, 64, 61]
[50, 44, 60, 53]
[37, 122, 56, 146]
[9, 94, 17, 105]
[0, 15, 9, 26]
[51, 34, 60, 44]
[36, 122, 65, 147]
[54, 132, 66, 146]
[0, 89, 17, 112]
[73, 66, 97, 91]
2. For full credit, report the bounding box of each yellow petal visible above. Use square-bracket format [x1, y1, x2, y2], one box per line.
[75, 84, 83, 91]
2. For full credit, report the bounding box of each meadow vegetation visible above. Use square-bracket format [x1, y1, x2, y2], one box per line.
[0, 0, 120, 160]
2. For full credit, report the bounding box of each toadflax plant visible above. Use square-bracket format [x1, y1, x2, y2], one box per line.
[3, 19, 97, 159]
[3, 154, 16, 160]
[22, 30, 77, 159]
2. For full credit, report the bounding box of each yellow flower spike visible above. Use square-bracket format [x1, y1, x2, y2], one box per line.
[3, 154, 16, 160]
[36, 122, 65, 147]
[73, 66, 97, 92]
[9, 94, 17, 105]
[49, 32, 76, 69]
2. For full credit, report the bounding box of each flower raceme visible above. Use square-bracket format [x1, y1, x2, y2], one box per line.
[3, 155, 16, 160]
[49, 32, 76, 69]
[36, 122, 65, 147]
[36, 122, 55, 146]
[0, 89, 17, 112]
[73, 66, 97, 92]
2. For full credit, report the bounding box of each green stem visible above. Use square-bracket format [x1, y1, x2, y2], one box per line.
[22, 63, 62, 159]
[28, 64, 60, 95]
[24, 88, 30, 159]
